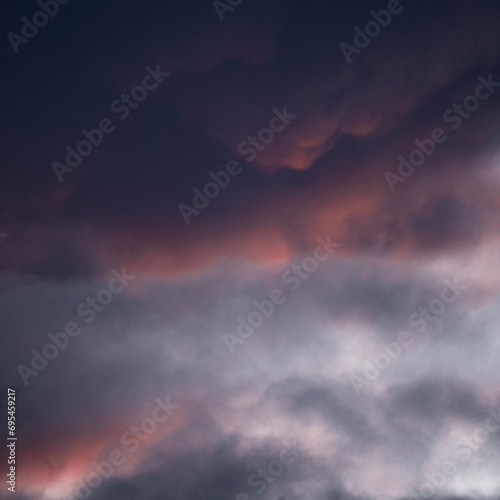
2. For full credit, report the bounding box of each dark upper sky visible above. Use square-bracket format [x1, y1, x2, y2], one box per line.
[1, 1, 500, 499]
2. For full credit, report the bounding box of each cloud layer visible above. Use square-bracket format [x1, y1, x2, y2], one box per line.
[1, 1, 500, 499]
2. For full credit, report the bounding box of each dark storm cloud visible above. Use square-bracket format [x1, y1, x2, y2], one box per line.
[2, 0, 500, 268]
[1, 2, 500, 288]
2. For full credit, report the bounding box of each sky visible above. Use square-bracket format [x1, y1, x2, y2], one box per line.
[1, 1, 500, 499]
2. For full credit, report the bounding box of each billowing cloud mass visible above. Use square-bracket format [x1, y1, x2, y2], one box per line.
[1, 1, 500, 499]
